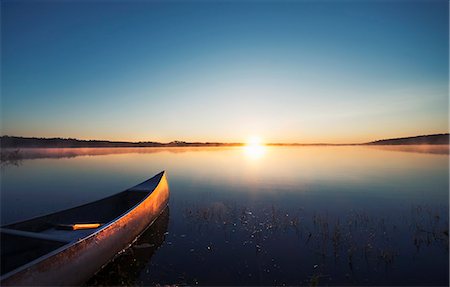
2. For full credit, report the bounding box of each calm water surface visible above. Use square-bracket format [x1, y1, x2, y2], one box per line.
[1, 146, 448, 285]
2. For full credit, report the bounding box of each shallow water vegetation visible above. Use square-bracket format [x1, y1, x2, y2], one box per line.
[181, 201, 448, 283]
[410, 205, 449, 252]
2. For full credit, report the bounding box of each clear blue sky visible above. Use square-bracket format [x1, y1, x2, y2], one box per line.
[1, 0, 448, 143]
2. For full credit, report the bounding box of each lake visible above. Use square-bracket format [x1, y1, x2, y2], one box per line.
[1, 145, 448, 286]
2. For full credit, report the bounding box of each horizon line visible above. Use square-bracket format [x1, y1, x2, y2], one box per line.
[1, 133, 449, 146]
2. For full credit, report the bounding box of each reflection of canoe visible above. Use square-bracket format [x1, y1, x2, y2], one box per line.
[87, 206, 170, 285]
[0, 171, 170, 286]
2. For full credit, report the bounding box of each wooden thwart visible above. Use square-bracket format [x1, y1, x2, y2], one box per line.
[56, 223, 102, 231]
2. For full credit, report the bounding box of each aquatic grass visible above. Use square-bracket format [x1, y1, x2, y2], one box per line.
[180, 201, 448, 283]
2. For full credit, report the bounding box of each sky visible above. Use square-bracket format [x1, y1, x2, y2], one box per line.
[1, 0, 448, 143]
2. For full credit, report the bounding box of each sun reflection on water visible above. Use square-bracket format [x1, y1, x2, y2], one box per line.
[243, 136, 266, 160]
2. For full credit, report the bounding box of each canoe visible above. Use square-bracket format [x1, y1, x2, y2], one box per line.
[0, 171, 170, 286]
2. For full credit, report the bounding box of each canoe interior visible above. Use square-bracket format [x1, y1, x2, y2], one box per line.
[0, 189, 150, 276]
[1, 233, 67, 276]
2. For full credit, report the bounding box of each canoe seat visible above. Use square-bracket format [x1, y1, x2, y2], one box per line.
[1, 224, 102, 245]
[56, 223, 102, 230]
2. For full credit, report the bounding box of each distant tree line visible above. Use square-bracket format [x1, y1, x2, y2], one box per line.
[0, 136, 241, 148]
[366, 133, 449, 145]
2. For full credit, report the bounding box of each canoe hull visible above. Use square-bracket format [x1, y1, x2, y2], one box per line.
[1, 172, 169, 286]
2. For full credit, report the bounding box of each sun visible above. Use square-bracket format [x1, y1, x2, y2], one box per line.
[246, 136, 263, 147]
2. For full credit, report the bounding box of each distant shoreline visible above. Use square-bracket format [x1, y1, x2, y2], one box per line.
[0, 133, 448, 149]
